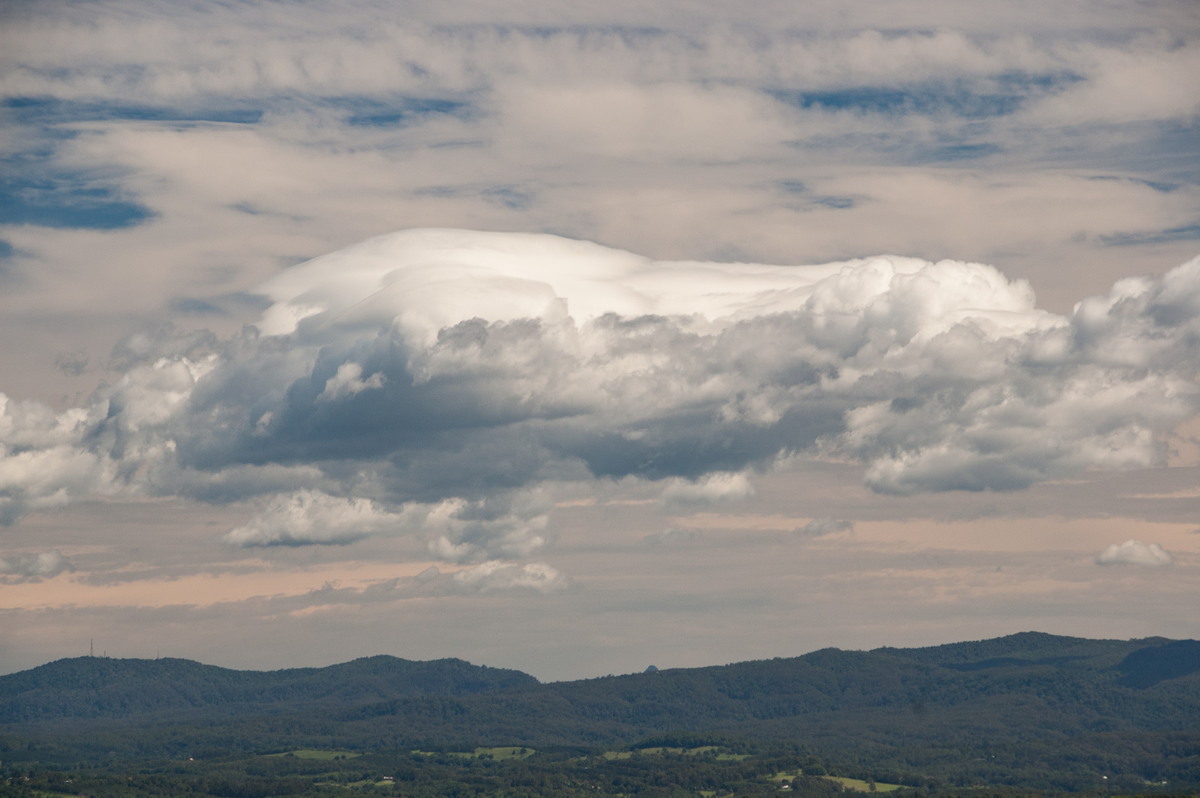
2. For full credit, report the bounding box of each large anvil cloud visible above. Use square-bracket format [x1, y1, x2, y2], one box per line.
[2, 230, 1198, 561]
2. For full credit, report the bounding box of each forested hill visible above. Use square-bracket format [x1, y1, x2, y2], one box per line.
[5, 633, 1199, 730]
[0, 655, 538, 722]
[4, 632, 1200, 729]
[2, 632, 1199, 789]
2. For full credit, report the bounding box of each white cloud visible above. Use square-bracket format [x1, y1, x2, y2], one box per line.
[1, 4, 1198, 599]
[316, 363, 386, 403]
[1, 0, 1199, 687]
[4, 6, 1186, 108]
[2, 231, 1198, 547]
[222, 485, 554, 565]
[4, 3, 1197, 387]
[223, 490, 417, 547]
[1095, 539, 1173, 567]
[645, 527, 701, 545]
[797, 518, 854, 537]
[425, 489, 554, 564]
[450, 560, 571, 594]
[1, 393, 120, 524]
[660, 472, 755, 510]
[1022, 39, 1200, 126]
[494, 82, 795, 164]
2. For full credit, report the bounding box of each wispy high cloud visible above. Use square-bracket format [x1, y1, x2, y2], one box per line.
[2, 1, 1197, 339]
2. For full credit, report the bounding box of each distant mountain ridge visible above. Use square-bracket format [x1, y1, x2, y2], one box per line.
[0, 654, 537, 723]
[2, 632, 1198, 789]
[4, 632, 1200, 727]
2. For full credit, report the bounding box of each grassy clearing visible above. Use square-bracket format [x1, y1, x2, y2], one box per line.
[266, 748, 360, 760]
[473, 746, 536, 760]
[770, 771, 903, 793]
[412, 746, 536, 760]
[606, 746, 750, 760]
[823, 775, 904, 792]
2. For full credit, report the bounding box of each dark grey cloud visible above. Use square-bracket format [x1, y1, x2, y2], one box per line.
[0, 549, 72, 581]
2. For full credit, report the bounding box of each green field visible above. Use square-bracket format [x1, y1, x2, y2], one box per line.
[412, 746, 536, 760]
[824, 775, 904, 792]
[604, 746, 750, 761]
[771, 770, 903, 793]
[266, 748, 360, 760]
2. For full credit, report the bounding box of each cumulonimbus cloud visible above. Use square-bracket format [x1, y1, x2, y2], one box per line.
[2, 229, 1198, 561]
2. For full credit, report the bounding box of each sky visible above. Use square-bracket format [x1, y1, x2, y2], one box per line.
[1, 0, 1198, 682]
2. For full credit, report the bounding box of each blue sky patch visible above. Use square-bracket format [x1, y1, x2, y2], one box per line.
[769, 72, 1079, 120]
[399, 180, 536, 208]
[481, 185, 534, 210]
[3, 98, 267, 231]
[1087, 175, 1180, 193]
[771, 85, 1018, 118]
[3, 96, 264, 126]
[812, 196, 856, 209]
[774, 181, 856, 209]
[222, 291, 274, 312]
[169, 297, 228, 315]
[916, 142, 1003, 162]
[0, 176, 154, 230]
[1100, 223, 1200, 247]
[338, 96, 471, 127]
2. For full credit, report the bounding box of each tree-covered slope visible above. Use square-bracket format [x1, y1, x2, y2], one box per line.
[0, 654, 538, 723]
[2, 632, 1198, 790]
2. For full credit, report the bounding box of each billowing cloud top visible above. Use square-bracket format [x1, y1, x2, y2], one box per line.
[256, 228, 896, 339]
[1095, 539, 1174, 567]
[2, 230, 1199, 562]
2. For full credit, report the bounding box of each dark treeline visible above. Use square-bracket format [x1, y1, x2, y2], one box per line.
[1, 747, 845, 798]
